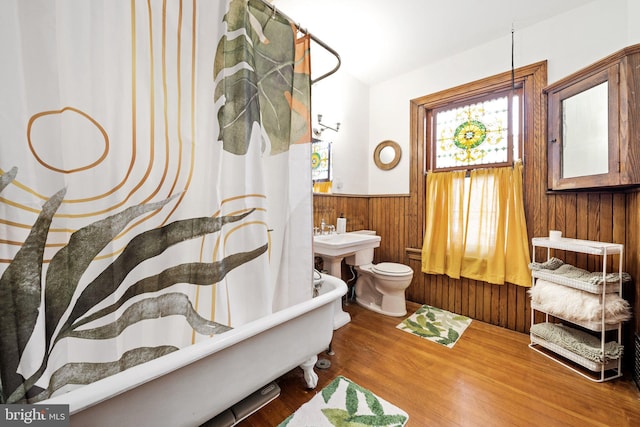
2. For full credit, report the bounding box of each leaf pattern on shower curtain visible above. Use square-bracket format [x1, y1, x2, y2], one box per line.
[214, 0, 311, 155]
[0, 167, 17, 192]
[0, 183, 65, 402]
[0, 168, 268, 404]
[66, 293, 235, 340]
[33, 346, 178, 403]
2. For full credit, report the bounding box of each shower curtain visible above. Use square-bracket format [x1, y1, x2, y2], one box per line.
[0, 0, 312, 404]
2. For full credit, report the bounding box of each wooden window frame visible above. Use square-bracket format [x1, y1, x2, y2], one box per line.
[407, 61, 548, 252]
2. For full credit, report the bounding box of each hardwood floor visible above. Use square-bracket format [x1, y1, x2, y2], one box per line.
[240, 301, 640, 426]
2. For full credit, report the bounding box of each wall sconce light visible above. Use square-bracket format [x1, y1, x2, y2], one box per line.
[313, 114, 340, 138]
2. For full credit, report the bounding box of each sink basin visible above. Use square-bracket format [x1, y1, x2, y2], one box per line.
[313, 232, 381, 258]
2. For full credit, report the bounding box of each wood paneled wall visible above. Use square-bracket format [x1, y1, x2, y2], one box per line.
[313, 60, 639, 347]
[313, 193, 533, 332]
[313, 191, 637, 337]
[313, 195, 369, 234]
[312, 194, 411, 265]
[625, 192, 640, 334]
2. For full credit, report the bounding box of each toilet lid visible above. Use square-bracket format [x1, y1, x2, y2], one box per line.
[372, 262, 413, 277]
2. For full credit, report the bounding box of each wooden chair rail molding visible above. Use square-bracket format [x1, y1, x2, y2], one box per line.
[406, 247, 421, 261]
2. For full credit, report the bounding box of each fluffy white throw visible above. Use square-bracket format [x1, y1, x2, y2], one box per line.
[529, 279, 632, 323]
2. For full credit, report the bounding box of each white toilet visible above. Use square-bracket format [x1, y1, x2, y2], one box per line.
[345, 232, 414, 317]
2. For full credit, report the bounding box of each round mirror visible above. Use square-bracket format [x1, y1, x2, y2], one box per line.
[373, 140, 401, 170]
[379, 146, 396, 164]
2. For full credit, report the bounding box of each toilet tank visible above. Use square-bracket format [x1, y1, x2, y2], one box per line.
[344, 230, 376, 266]
[345, 247, 374, 266]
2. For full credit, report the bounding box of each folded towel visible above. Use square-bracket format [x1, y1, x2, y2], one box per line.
[530, 322, 623, 363]
[529, 257, 632, 285]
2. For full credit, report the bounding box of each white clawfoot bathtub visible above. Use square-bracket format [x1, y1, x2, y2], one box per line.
[42, 273, 347, 427]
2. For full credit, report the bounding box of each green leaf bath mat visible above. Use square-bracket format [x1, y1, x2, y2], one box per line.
[396, 304, 472, 348]
[278, 376, 408, 427]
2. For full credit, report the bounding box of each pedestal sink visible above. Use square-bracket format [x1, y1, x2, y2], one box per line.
[313, 231, 381, 329]
[314, 232, 381, 276]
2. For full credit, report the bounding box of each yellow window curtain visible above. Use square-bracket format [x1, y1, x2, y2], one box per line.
[421, 161, 531, 287]
[421, 169, 466, 279]
[313, 181, 333, 193]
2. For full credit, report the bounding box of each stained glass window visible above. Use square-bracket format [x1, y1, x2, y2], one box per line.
[311, 139, 331, 182]
[432, 90, 520, 171]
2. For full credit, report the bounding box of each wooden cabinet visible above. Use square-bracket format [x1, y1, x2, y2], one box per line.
[545, 44, 640, 191]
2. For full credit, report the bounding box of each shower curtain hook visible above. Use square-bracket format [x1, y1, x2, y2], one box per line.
[271, 5, 277, 19]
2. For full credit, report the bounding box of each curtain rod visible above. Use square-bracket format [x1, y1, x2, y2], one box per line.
[256, 0, 341, 84]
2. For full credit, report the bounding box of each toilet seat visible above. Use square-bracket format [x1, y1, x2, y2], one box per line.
[372, 262, 413, 277]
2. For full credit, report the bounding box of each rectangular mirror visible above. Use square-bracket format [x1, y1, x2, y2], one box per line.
[546, 44, 640, 190]
[561, 82, 609, 179]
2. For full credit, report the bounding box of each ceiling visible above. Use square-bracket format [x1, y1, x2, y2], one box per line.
[272, 0, 599, 85]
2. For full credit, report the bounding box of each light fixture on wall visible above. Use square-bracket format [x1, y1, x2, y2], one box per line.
[313, 114, 340, 138]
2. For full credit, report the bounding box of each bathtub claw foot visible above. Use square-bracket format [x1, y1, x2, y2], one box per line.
[300, 356, 319, 389]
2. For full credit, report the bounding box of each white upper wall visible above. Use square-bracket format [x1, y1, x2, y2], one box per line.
[628, 0, 640, 43]
[317, 0, 639, 195]
[311, 62, 369, 194]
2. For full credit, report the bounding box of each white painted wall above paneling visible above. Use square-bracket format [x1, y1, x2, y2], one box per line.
[285, 0, 640, 195]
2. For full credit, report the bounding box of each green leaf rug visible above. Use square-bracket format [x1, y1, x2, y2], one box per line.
[278, 376, 408, 427]
[396, 305, 472, 348]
